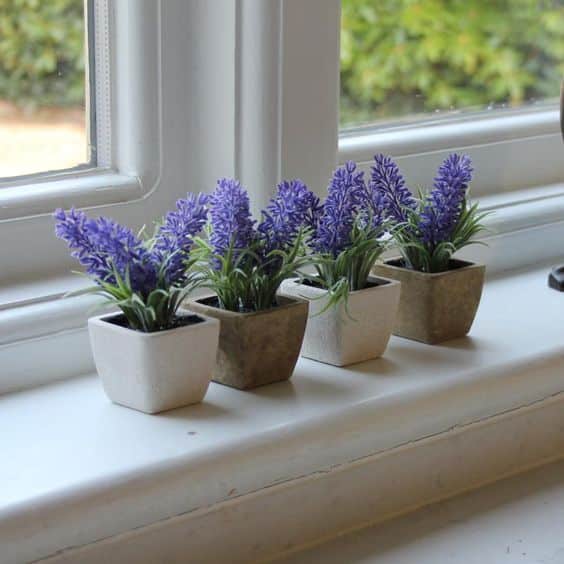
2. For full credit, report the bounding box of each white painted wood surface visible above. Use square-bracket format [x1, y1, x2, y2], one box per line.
[278, 459, 564, 564]
[34, 394, 564, 564]
[0, 262, 563, 562]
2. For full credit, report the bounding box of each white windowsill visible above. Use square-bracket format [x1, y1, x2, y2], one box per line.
[0, 171, 145, 222]
[278, 459, 564, 564]
[338, 108, 564, 201]
[338, 107, 560, 160]
[1, 261, 564, 562]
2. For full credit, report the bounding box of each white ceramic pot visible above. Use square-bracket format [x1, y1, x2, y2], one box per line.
[88, 310, 220, 414]
[279, 276, 401, 366]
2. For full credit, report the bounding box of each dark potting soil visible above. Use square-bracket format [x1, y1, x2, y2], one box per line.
[198, 296, 224, 309]
[386, 258, 472, 272]
[197, 295, 282, 313]
[104, 313, 204, 333]
[296, 278, 389, 291]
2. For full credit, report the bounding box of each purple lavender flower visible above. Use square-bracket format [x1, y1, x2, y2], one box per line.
[54, 208, 157, 296]
[54, 208, 109, 279]
[313, 161, 368, 257]
[209, 178, 256, 258]
[370, 154, 416, 224]
[258, 179, 321, 253]
[420, 154, 473, 245]
[154, 192, 208, 284]
[92, 218, 158, 295]
[364, 183, 386, 230]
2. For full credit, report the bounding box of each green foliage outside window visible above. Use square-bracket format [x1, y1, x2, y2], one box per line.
[0, 0, 563, 119]
[0, 0, 85, 108]
[341, 0, 564, 127]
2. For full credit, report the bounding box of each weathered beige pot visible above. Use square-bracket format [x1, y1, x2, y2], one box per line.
[371, 259, 485, 344]
[279, 276, 401, 366]
[186, 295, 308, 390]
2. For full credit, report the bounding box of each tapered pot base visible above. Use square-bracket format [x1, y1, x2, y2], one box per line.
[279, 276, 400, 366]
[371, 259, 485, 344]
[88, 311, 219, 414]
[187, 296, 308, 390]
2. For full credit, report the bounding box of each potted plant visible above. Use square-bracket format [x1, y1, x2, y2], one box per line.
[187, 178, 317, 390]
[53, 193, 220, 414]
[370, 153, 488, 344]
[279, 161, 400, 366]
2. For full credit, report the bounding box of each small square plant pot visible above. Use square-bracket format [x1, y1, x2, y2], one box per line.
[186, 295, 308, 390]
[279, 276, 401, 366]
[88, 310, 220, 414]
[371, 258, 486, 344]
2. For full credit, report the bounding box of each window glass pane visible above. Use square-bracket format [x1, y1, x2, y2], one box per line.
[0, 0, 91, 178]
[340, 0, 564, 130]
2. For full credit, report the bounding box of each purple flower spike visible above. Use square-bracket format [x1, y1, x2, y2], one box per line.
[420, 153, 473, 245]
[209, 178, 256, 258]
[54, 208, 110, 280]
[258, 179, 321, 253]
[54, 208, 157, 296]
[365, 184, 385, 229]
[154, 192, 208, 284]
[314, 161, 367, 257]
[90, 217, 154, 292]
[370, 154, 415, 224]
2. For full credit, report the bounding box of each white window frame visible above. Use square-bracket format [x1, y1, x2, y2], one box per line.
[0, 0, 160, 221]
[239, 0, 564, 224]
[0, 0, 239, 290]
[337, 10, 564, 264]
[0, 0, 239, 390]
[0, 0, 162, 282]
[340, 108, 563, 197]
[280, 0, 564, 269]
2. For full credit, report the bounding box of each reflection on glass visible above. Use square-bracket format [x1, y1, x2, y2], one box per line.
[0, 0, 89, 179]
[340, 0, 564, 129]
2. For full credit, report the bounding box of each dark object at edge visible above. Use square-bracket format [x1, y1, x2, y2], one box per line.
[561, 77, 564, 143]
[549, 80, 564, 290]
[548, 266, 564, 291]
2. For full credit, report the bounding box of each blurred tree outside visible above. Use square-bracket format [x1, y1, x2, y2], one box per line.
[341, 0, 564, 128]
[0, 0, 85, 108]
[1, 1, 563, 172]
[0, 0, 87, 177]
